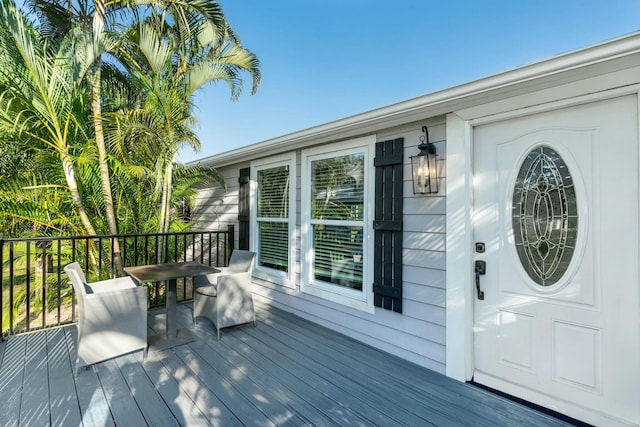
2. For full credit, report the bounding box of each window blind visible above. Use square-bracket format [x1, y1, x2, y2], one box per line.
[310, 154, 365, 290]
[257, 165, 290, 272]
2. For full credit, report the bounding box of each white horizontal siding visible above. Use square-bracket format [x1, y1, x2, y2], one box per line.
[192, 164, 246, 249]
[403, 248, 446, 270]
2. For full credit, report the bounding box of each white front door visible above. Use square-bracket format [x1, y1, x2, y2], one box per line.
[473, 95, 640, 427]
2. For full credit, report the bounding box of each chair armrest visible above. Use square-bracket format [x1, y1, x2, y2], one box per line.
[88, 276, 138, 293]
[194, 268, 232, 287]
[85, 285, 148, 314]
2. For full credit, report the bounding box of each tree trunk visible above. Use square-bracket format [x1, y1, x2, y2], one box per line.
[158, 159, 174, 234]
[62, 155, 98, 236]
[89, 65, 123, 276]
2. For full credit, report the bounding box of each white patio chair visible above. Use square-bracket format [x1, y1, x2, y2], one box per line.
[193, 250, 256, 339]
[64, 262, 148, 372]
[193, 249, 256, 288]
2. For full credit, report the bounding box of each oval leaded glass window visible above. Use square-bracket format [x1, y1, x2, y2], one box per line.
[512, 146, 578, 287]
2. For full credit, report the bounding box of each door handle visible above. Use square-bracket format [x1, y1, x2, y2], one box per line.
[475, 260, 486, 300]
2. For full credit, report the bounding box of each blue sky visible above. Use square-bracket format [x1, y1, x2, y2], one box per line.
[181, 0, 640, 163]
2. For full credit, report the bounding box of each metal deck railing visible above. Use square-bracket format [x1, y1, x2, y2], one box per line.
[0, 226, 234, 339]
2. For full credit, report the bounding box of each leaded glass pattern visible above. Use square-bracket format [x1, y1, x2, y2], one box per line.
[512, 146, 578, 286]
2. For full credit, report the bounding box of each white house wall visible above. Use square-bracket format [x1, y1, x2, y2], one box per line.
[192, 116, 450, 372]
[192, 165, 245, 231]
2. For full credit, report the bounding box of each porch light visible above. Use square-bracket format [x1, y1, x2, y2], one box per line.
[410, 125, 438, 194]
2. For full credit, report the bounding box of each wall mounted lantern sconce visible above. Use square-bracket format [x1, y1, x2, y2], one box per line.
[410, 125, 438, 194]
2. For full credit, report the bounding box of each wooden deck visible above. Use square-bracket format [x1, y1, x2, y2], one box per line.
[0, 302, 577, 427]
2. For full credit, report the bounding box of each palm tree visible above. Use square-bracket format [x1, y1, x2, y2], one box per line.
[109, 16, 260, 233]
[27, 0, 232, 273]
[0, 0, 97, 237]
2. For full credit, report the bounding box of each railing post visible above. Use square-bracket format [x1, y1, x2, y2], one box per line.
[227, 224, 235, 262]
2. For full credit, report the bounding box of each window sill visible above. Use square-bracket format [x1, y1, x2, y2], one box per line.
[252, 268, 296, 289]
[301, 282, 374, 314]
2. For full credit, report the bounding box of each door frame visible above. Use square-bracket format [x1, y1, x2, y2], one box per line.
[445, 85, 640, 383]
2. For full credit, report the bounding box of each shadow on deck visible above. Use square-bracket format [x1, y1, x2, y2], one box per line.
[0, 302, 578, 426]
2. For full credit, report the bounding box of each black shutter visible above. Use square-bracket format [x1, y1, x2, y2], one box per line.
[238, 167, 250, 250]
[373, 138, 403, 313]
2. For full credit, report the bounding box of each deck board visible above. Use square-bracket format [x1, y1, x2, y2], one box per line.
[47, 328, 83, 427]
[21, 332, 51, 427]
[95, 358, 149, 426]
[0, 302, 579, 427]
[140, 322, 215, 427]
[135, 348, 215, 427]
[114, 353, 181, 427]
[65, 327, 116, 427]
[0, 338, 5, 369]
[0, 333, 26, 427]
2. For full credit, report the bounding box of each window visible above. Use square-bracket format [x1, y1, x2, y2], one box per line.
[301, 136, 375, 312]
[512, 145, 578, 287]
[251, 154, 295, 284]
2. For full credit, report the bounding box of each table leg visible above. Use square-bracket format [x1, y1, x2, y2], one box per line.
[147, 277, 197, 350]
[166, 278, 177, 339]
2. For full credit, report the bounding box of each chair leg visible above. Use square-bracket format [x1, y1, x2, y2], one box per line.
[74, 359, 87, 377]
[142, 345, 148, 361]
[217, 327, 221, 341]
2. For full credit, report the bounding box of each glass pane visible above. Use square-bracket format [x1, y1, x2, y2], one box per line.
[311, 153, 364, 221]
[258, 166, 289, 218]
[512, 146, 578, 286]
[258, 222, 288, 272]
[313, 224, 363, 290]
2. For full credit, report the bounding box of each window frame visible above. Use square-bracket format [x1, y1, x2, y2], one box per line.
[250, 153, 296, 287]
[301, 135, 376, 312]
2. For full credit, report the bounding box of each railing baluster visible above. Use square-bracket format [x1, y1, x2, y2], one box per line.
[98, 238, 103, 279]
[56, 239, 61, 326]
[209, 232, 212, 266]
[26, 241, 31, 331]
[164, 234, 169, 263]
[71, 239, 76, 322]
[154, 235, 159, 264]
[133, 235, 137, 266]
[110, 236, 115, 277]
[122, 236, 127, 268]
[144, 235, 148, 265]
[215, 232, 221, 266]
[41, 241, 47, 329]
[84, 238, 89, 273]
[9, 242, 14, 335]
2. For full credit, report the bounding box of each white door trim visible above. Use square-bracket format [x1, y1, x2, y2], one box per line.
[445, 86, 640, 383]
[445, 113, 474, 381]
